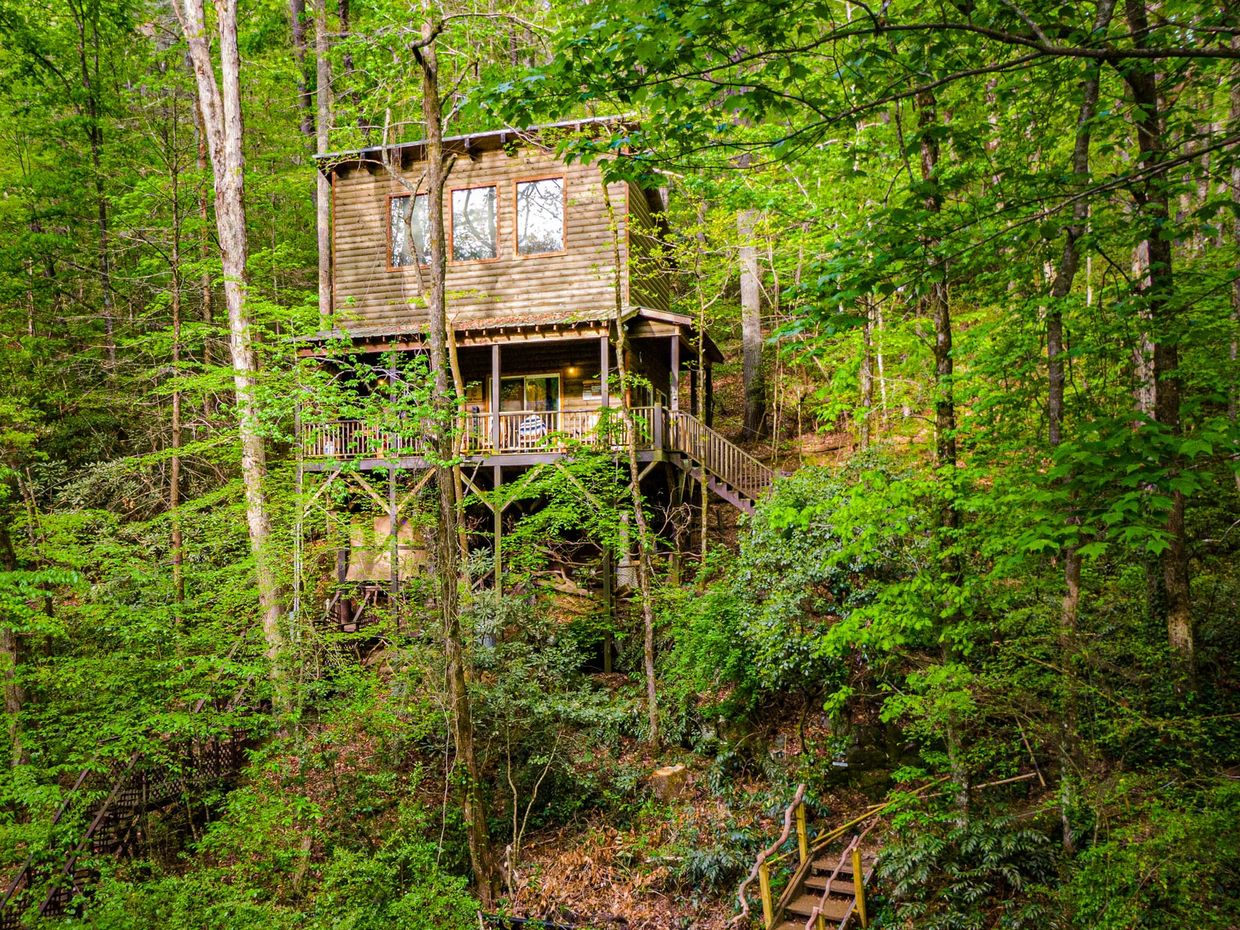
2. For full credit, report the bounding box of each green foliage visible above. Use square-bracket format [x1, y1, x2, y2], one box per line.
[1063, 781, 1240, 930]
[879, 815, 1057, 930]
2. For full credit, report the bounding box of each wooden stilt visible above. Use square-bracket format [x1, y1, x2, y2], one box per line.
[388, 464, 398, 599]
[491, 344, 501, 451]
[493, 463, 503, 592]
[602, 547, 613, 673]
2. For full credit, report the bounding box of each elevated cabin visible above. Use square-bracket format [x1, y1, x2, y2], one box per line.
[297, 119, 774, 615]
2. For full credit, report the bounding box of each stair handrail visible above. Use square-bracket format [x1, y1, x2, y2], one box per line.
[669, 409, 777, 500]
[731, 783, 806, 928]
[801, 835, 859, 930]
[735, 776, 951, 930]
[801, 818, 881, 930]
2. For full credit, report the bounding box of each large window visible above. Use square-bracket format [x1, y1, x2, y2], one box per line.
[389, 194, 429, 267]
[451, 186, 498, 261]
[515, 178, 565, 255]
[498, 375, 560, 412]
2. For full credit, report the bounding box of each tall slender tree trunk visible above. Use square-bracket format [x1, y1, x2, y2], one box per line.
[603, 184, 661, 748]
[314, 0, 332, 319]
[739, 209, 765, 439]
[170, 117, 186, 607]
[1044, 0, 1114, 852]
[0, 517, 26, 767]
[1231, 40, 1240, 494]
[74, 10, 116, 370]
[176, 0, 285, 684]
[915, 87, 967, 817]
[193, 91, 214, 413]
[1123, 0, 1193, 682]
[289, 0, 314, 140]
[412, 25, 498, 906]
[859, 299, 874, 450]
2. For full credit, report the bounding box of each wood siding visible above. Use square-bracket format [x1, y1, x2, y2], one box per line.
[626, 181, 672, 313]
[329, 145, 668, 333]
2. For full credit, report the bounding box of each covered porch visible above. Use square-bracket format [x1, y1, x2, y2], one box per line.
[297, 310, 720, 468]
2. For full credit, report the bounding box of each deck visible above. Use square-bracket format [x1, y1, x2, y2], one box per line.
[299, 405, 777, 510]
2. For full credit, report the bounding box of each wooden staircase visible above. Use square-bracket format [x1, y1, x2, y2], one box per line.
[667, 410, 777, 513]
[0, 685, 254, 929]
[775, 840, 876, 930]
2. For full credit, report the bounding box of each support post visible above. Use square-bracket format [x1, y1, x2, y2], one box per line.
[493, 464, 503, 591]
[491, 344, 501, 452]
[852, 846, 868, 928]
[704, 364, 714, 428]
[796, 802, 809, 865]
[599, 333, 610, 445]
[669, 334, 680, 414]
[758, 860, 774, 929]
[602, 547, 613, 673]
[690, 367, 699, 418]
[388, 465, 399, 599]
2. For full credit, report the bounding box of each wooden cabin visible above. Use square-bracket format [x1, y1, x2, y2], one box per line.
[297, 118, 774, 609]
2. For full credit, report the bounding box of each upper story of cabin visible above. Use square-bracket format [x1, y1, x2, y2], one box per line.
[315, 118, 670, 339]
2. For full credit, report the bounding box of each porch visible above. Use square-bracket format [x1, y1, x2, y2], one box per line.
[300, 404, 665, 462]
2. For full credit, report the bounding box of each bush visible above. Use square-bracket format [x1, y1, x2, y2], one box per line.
[1062, 781, 1240, 930]
[879, 815, 1057, 930]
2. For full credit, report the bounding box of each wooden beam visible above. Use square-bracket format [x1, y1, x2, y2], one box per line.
[491, 343, 501, 451]
[493, 464, 503, 592]
[669, 334, 680, 413]
[705, 365, 714, 428]
[599, 334, 610, 408]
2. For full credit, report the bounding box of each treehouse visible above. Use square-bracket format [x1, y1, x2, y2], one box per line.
[296, 118, 775, 615]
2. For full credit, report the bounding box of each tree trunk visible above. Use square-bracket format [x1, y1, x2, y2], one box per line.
[289, 0, 314, 140]
[170, 139, 185, 607]
[1044, 0, 1114, 851]
[1123, 0, 1193, 682]
[739, 210, 765, 439]
[314, 0, 332, 319]
[0, 517, 27, 767]
[413, 27, 498, 906]
[915, 87, 967, 817]
[175, 0, 285, 686]
[194, 96, 214, 405]
[859, 300, 874, 450]
[603, 184, 661, 748]
[1231, 40, 1240, 493]
[74, 11, 116, 370]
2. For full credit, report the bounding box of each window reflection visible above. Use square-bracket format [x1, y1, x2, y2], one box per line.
[516, 178, 564, 255]
[452, 186, 498, 261]
[390, 194, 429, 266]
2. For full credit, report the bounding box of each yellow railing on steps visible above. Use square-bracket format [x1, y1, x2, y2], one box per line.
[736, 776, 950, 930]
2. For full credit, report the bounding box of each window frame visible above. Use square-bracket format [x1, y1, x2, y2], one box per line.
[488, 372, 563, 412]
[448, 183, 501, 264]
[386, 191, 431, 272]
[512, 174, 568, 259]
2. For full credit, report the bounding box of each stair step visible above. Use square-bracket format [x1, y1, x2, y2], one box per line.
[786, 893, 855, 921]
[812, 853, 875, 876]
[804, 875, 858, 895]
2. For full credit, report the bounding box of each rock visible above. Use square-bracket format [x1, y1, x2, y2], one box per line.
[649, 763, 689, 800]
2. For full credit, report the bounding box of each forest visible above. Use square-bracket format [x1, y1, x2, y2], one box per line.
[0, 0, 1238, 927]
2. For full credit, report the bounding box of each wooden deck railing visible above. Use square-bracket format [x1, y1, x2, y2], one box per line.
[300, 405, 777, 506]
[302, 407, 663, 458]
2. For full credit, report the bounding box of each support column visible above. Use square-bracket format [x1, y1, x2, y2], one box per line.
[491, 344, 501, 451]
[669, 334, 680, 413]
[704, 364, 714, 428]
[388, 465, 399, 599]
[599, 333, 610, 407]
[493, 464, 503, 592]
[690, 367, 699, 418]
